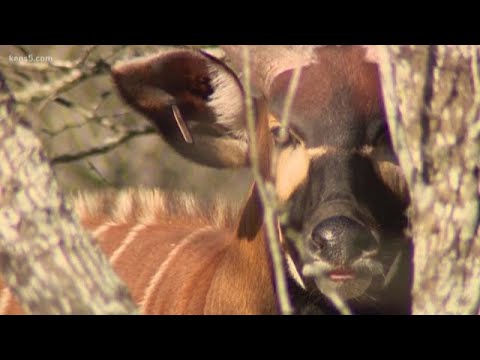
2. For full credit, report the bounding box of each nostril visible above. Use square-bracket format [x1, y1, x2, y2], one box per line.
[310, 219, 341, 256]
[311, 217, 346, 246]
[310, 216, 378, 262]
[307, 236, 324, 254]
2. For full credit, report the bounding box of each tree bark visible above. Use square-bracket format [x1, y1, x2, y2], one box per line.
[0, 71, 138, 314]
[377, 45, 480, 314]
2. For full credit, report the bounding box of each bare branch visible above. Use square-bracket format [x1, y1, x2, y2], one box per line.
[50, 126, 157, 165]
[0, 56, 111, 105]
[377, 45, 480, 315]
[86, 160, 114, 186]
[13, 46, 29, 57]
[0, 70, 138, 315]
[278, 66, 302, 142]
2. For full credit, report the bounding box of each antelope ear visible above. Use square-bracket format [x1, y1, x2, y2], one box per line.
[111, 49, 249, 168]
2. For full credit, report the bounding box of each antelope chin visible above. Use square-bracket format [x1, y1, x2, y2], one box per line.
[314, 274, 373, 300]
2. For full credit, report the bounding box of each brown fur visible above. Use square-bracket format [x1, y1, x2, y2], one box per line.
[0, 188, 275, 315]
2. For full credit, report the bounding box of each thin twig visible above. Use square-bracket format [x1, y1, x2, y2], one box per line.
[41, 93, 130, 137]
[102, 45, 130, 63]
[50, 126, 156, 165]
[86, 160, 113, 186]
[242, 46, 293, 315]
[74, 46, 99, 67]
[269, 65, 303, 182]
[0, 46, 99, 73]
[13, 45, 30, 57]
[279, 66, 302, 141]
[41, 111, 129, 137]
[0, 57, 110, 104]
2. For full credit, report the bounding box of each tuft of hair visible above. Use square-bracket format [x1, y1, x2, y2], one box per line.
[72, 188, 241, 231]
[206, 60, 247, 141]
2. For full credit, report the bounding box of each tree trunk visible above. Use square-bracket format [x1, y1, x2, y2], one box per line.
[0, 71, 138, 315]
[377, 45, 480, 314]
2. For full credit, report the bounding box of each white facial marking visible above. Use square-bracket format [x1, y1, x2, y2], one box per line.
[275, 146, 310, 202]
[306, 145, 374, 159]
[275, 144, 377, 202]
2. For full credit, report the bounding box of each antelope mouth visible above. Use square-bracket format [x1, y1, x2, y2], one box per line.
[303, 260, 384, 300]
[328, 269, 356, 282]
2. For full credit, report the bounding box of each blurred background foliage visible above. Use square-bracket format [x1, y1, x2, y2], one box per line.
[0, 45, 252, 203]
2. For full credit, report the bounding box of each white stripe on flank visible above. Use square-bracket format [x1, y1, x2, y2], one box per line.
[139, 226, 213, 311]
[74, 188, 238, 231]
[110, 223, 149, 265]
[91, 221, 118, 240]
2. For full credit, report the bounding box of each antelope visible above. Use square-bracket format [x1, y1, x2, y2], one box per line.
[0, 46, 413, 315]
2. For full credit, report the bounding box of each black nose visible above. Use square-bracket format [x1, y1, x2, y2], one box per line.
[310, 216, 378, 264]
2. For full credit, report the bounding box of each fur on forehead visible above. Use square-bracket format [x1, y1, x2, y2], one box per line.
[221, 45, 382, 97]
[221, 45, 318, 95]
